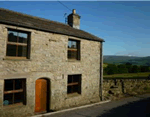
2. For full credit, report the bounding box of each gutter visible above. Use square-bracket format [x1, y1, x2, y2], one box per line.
[100, 42, 103, 101]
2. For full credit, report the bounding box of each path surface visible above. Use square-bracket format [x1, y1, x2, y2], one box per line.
[43, 94, 150, 117]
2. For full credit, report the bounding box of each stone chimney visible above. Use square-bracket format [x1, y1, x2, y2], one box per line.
[67, 9, 81, 29]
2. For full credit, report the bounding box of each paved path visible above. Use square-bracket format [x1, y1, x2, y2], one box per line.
[43, 94, 150, 117]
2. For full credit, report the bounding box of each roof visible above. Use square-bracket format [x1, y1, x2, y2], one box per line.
[0, 8, 104, 42]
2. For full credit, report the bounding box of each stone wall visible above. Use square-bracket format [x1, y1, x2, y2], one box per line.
[0, 24, 101, 117]
[103, 78, 150, 100]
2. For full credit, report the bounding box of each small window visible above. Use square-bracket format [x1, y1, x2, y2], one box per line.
[6, 29, 30, 59]
[3, 79, 26, 106]
[67, 74, 81, 94]
[68, 39, 80, 60]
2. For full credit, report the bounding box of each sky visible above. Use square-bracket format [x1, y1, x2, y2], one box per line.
[0, 1, 150, 57]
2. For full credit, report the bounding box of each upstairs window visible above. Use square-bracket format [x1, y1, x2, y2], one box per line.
[3, 79, 26, 106]
[67, 74, 81, 94]
[6, 29, 30, 59]
[68, 39, 80, 60]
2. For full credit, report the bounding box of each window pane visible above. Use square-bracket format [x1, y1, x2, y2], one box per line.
[6, 44, 17, 56]
[67, 86, 72, 94]
[71, 41, 77, 48]
[73, 85, 79, 93]
[68, 41, 72, 48]
[68, 50, 72, 59]
[68, 50, 77, 59]
[18, 46, 27, 57]
[4, 80, 13, 91]
[14, 92, 23, 104]
[68, 40, 77, 49]
[8, 31, 17, 42]
[68, 75, 72, 83]
[73, 75, 80, 82]
[4, 94, 13, 105]
[71, 51, 77, 59]
[18, 32, 28, 43]
[15, 79, 22, 90]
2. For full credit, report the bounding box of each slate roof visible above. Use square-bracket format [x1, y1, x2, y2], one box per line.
[0, 8, 104, 42]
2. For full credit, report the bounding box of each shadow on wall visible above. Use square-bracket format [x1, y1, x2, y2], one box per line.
[97, 97, 150, 117]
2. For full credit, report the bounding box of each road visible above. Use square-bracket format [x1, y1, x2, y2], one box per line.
[43, 94, 150, 117]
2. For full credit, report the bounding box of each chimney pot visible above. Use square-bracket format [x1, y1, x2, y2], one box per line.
[72, 9, 76, 14]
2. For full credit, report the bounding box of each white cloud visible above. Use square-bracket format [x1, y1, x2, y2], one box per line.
[115, 51, 145, 57]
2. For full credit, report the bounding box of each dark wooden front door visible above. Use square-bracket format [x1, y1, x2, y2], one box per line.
[35, 79, 47, 113]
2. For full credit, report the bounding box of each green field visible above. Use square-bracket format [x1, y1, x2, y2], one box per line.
[104, 72, 150, 79]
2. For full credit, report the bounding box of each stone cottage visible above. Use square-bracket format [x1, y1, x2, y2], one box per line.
[0, 8, 104, 116]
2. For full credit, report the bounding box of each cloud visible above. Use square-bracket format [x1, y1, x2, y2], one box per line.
[115, 51, 144, 57]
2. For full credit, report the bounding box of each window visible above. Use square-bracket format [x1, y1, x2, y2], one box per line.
[3, 79, 26, 106]
[67, 74, 81, 94]
[6, 29, 30, 59]
[68, 39, 80, 60]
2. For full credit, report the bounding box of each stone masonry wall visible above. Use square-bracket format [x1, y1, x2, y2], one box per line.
[0, 24, 101, 117]
[103, 78, 150, 100]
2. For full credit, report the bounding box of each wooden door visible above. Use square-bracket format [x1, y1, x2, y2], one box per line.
[35, 79, 47, 113]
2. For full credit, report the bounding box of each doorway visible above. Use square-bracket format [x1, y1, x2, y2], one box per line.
[35, 78, 50, 113]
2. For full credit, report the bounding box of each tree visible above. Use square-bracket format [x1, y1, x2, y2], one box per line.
[125, 62, 132, 66]
[103, 67, 108, 75]
[140, 66, 149, 72]
[131, 65, 140, 73]
[125, 62, 132, 73]
[117, 64, 128, 74]
[105, 64, 118, 75]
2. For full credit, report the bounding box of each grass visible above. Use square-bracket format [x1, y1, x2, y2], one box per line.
[104, 72, 150, 79]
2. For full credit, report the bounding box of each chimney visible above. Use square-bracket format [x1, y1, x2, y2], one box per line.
[67, 9, 81, 29]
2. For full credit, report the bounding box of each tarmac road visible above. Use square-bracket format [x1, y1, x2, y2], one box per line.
[41, 94, 150, 117]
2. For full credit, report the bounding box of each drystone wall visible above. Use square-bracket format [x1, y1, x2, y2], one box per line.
[0, 24, 101, 117]
[103, 78, 150, 100]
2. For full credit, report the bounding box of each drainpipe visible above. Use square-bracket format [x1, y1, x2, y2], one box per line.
[100, 42, 103, 101]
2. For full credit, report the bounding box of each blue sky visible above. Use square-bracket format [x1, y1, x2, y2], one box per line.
[0, 1, 150, 57]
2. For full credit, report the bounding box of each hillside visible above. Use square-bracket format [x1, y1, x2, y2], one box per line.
[104, 55, 150, 66]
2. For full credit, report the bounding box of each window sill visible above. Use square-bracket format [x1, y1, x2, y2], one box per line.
[67, 59, 81, 62]
[3, 57, 31, 61]
[3, 103, 25, 109]
[67, 92, 81, 98]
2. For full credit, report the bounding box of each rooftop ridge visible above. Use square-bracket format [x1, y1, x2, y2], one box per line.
[0, 7, 71, 27]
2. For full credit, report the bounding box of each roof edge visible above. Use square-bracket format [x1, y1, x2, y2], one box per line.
[0, 21, 105, 42]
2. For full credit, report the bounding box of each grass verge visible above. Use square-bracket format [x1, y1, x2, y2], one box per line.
[104, 72, 150, 79]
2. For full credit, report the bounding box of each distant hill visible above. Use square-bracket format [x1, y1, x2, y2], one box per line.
[104, 55, 150, 66]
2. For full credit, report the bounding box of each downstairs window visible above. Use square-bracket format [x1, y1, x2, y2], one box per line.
[3, 79, 26, 106]
[67, 74, 81, 94]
